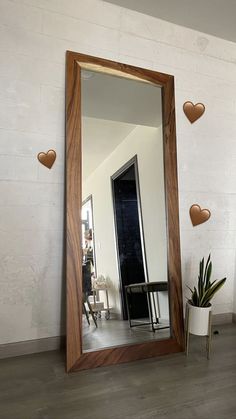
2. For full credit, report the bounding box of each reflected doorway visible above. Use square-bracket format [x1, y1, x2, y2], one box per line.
[112, 157, 149, 320]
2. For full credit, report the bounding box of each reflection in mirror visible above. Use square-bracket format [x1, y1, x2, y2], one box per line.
[81, 69, 170, 352]
[82, 196, 96, 269]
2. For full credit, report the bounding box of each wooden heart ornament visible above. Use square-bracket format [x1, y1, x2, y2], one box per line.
[189, 204, 211, 226]
[183, 101, 205, 123]
[37, 149, 56, 169]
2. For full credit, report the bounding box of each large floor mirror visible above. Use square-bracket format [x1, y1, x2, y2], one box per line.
[66, 52, 184, 372]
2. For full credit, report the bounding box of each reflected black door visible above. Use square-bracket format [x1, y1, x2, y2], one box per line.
[112, 162, 149, 320]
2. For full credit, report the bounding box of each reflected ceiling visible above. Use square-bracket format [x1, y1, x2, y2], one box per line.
[81, 70, 162, 127]
[82, 69, 163, 180]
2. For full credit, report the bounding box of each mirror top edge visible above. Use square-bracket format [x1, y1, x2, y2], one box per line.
[68, 50, 174, 84]
[76, 60, 172, 87]
[78, 61, 157, 86]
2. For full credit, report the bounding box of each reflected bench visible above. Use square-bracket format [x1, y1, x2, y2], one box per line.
[125, 281, 170, 332]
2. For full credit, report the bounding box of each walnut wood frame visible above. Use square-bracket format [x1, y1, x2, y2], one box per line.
[66, 51, 184, 372]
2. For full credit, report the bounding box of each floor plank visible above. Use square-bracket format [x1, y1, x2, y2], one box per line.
[0, 324, 235, 419]
[83, 317, 170, 351]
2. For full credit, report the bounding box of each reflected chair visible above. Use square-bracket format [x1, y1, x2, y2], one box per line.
[82, 262, 97, 328]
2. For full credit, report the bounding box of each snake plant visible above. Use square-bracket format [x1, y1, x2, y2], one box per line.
[188, 254, 226, 307]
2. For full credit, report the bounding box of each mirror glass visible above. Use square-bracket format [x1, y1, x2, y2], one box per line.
[82, 195, 96, 273]
[81, 69, 170, 352]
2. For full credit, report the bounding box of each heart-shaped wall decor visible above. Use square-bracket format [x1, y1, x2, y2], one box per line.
[183, 101, 205, 123]
[189, 204, 211, 226]
[37, 149, 56, 169]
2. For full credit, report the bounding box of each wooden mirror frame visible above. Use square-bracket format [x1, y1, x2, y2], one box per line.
[66, 51, 184, 372]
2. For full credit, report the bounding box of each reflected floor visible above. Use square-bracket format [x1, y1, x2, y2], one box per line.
[82, 316, 170, 352]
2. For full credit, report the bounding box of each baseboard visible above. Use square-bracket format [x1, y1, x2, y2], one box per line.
[0, 335, 65, 360]
[0, 313, 234, 360]
[212, 312, 233, 325]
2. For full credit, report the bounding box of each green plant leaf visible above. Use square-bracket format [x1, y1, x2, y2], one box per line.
[208, 279, 217, 288]
[186, 285, 194, 294]
[192, 286, 199, 306]
[199, 258, 204, 282]
[200, 277, 226, 307]
[186, 255, 226, 307]
[198, 275, 203, 301]
[204, 254, 211, 286]
[205, 261, 212, 289]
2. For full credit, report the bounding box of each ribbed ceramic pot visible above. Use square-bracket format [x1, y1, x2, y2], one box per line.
[188, 303, 212, 336]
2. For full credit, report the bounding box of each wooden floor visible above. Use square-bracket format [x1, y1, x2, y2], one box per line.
[83, 317, 170, 351]
[0, 324, 236, 419]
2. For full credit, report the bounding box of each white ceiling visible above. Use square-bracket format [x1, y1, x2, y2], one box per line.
[104, 0, 236, 43]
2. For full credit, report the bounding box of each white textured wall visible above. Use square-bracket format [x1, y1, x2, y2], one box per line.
[0, 0, 236, 345]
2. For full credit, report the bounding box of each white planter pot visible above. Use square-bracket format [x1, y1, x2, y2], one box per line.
[187, 303, 212, 336]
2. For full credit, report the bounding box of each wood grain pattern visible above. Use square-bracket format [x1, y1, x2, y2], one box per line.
[66, 53, 83, 372]
[66, 51, 184, 372]
[73, 339, 181, 371]
[162, 76, 185, 347]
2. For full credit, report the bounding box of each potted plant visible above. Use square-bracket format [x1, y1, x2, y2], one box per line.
[187, 254, 226, 336]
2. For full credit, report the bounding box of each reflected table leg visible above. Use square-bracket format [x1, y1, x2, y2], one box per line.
[146, 290, 155, 333]
[125, 289, 132, 328]
[86, 296, 98, 328]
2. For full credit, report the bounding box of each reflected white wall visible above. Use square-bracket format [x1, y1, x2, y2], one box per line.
[83, 124, 169, 319]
